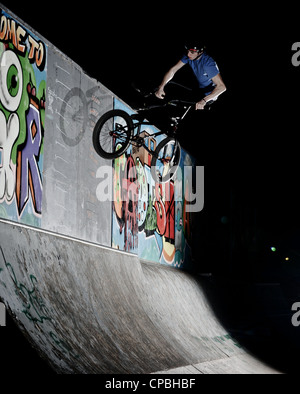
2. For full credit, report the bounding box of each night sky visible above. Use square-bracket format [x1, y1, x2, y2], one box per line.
[1, 0, 300, 374]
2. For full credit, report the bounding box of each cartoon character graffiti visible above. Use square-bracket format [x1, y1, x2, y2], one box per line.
[0, 10, 46, 225]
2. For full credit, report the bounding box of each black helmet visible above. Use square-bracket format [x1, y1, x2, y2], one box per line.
[185, 42, 206, 52]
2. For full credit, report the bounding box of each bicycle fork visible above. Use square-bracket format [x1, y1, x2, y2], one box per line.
[170, 105, 193, 133]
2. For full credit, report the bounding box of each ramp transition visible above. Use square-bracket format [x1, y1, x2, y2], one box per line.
[0, 219, 278, 373]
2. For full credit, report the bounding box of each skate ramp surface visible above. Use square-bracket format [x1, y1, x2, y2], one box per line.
[0, 219, 278, 374]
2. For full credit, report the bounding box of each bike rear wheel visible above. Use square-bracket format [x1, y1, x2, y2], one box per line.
[93, 110, 133, 159]
[151, 137, 181, 183]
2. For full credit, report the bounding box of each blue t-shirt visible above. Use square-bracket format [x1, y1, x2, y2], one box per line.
[181, 52, 219, 92]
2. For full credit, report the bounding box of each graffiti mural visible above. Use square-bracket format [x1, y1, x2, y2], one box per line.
[0, 9, 46, 226]
[112, 99, 195, 269]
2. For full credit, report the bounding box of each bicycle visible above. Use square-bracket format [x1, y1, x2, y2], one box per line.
[92, 93, 211, 183]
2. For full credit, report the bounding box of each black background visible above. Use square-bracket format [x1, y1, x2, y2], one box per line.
[1, 0, 300, 374]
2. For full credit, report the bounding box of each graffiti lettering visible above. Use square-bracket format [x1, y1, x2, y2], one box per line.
[16, 96, 43, 215]
[0, 11, 46, 71]
[0, 10, 46, 223]
[0, 111, 19, 201]
[27, 35, 46, 70]
[0, 15, 27, 53]
[0, 49, 21, 203]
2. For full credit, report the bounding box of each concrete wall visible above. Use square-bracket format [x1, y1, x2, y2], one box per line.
[0, 5, 201, 269]
[43, 45, 113, 246]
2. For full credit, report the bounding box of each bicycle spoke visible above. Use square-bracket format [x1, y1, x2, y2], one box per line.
[99, 117, 130, 155]
[157, 140, 177, 165]
[93, 109, 133, 160]
[152, 139, 180, 183]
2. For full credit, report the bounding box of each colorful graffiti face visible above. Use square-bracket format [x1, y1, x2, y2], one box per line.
[0, 10, 46, 226]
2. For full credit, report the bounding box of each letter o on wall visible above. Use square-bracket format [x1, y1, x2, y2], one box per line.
[0, 50, 23, 112]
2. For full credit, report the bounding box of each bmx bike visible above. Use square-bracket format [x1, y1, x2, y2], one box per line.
[92, 98, 199, 183]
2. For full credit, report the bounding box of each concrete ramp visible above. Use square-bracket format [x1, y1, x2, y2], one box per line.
[0, 219, 277, 373]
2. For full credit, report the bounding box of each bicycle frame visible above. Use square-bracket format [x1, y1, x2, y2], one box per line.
[129, 118, 168, 156]
[129, 100, 195, 155]
[92, 98, 196, 181]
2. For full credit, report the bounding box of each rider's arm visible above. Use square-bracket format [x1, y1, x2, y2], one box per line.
[155, 60, 186, 99]
[196, 73, 227, 110]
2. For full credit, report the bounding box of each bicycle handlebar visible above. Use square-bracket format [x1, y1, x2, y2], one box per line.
[133, 84, 213, 112]
[139, 98, 212, 112]
[167, 99, 196, 106]
[136, 98, 196, 111]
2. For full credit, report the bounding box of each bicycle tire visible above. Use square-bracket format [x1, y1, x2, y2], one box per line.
[151, 137, 181, 183]
[93, 110, 133, 159]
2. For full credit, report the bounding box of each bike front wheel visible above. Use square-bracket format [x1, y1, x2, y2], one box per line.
[93, 109, 133, 159]
[151, 137, 181, 183]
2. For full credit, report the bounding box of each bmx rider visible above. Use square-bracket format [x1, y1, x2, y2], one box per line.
[155, 42, 227, 110]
